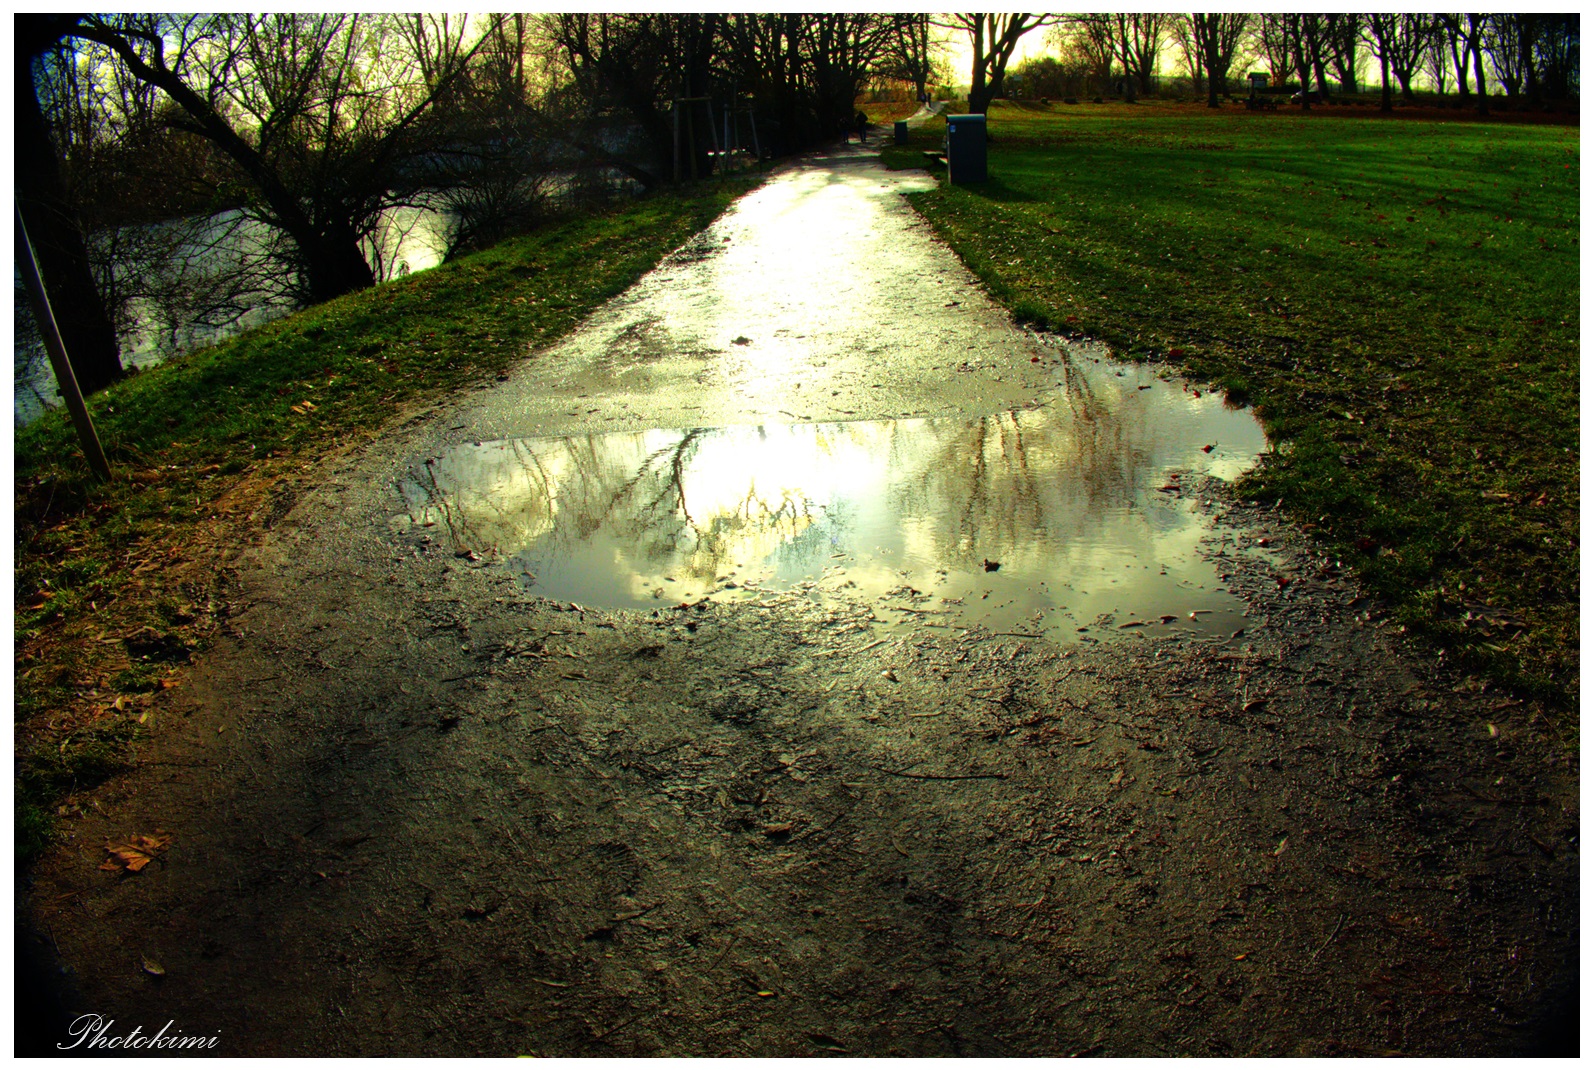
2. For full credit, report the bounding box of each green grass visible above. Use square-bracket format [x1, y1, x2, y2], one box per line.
[14, 179, 754, 864]
[885, 100, 1578, 711]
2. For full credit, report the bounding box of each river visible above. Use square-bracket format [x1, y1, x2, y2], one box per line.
[14, 204, 452, 426]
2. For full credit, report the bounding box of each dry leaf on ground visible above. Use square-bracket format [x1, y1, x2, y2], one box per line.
[101, 833, 173, 873]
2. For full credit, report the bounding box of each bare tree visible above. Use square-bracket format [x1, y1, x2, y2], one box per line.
[1364, 14, 1399, 111]
[1467, 14, 1492, 115]
[1165, 17, 1202, 99]
[1437, 15, 1473, 105]
[1483, 14, 1559, 105]
[1062, 14, 1164, 99]
[942, 14, 1058, 113]
[547, 14, 718, 185]
[1386, 14, 1433, 101]
[1533, 14, 1579, 101]
[1302, 14, 1334, 102]
[70, 14, 496, 306]
[885, 14, 942, 101]
[1115, 13, 1168, 96]
[1255, 15, 1293, 88]
[17, 15, 123, 393]
[717, 15, 899, 150]
[1052, 17, 1116, 97]
[1258, 15, 1316, 106]
[1191, 13, 1250, 107]
[1323, 14, 1362, 94]
[1423, 21, 1452, 99]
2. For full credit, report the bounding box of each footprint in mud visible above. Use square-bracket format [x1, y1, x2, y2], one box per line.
[585, 840, 643, 898]
[701, 686, 766, 727]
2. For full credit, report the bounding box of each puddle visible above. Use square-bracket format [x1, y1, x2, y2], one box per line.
[396, 356, 1271, 643]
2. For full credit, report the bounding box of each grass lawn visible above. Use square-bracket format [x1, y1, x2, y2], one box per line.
[884, 100, 1578, 712]
[13, 179, 753, 861]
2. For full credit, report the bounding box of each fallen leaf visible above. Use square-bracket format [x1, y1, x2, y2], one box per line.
[141, 955, 166, 977]
[104, 833, 172, 873]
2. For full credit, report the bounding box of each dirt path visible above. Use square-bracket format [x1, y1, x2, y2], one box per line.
[20, 146, 1577, 1057]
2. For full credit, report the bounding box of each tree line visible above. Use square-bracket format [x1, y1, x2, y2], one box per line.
[1011, 14, 1577, 113]
[16, 14, 1578, 398]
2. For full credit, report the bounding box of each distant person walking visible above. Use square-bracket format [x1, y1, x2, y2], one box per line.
[855, 110, 869, 144]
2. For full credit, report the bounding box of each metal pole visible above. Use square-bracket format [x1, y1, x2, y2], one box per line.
[15, 203, 112, 481]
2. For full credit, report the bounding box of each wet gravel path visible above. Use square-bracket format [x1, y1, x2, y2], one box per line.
[20, 145, 1577, 1057]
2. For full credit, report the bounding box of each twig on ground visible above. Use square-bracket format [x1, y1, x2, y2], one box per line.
[1309, 913, 1347, 963]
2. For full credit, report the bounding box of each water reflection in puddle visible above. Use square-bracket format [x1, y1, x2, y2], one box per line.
[396, 357, 1269, 642]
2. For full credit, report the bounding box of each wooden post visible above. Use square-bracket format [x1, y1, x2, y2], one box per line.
[687, 102, 698, 181]
[15, 203, 112, 481]
[672, 98, 681, 184]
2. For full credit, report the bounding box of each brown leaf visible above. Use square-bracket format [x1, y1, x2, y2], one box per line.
[104, 833, 172, 873]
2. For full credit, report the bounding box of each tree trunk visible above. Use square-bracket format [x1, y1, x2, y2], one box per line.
[1520, 15, 1540, 107]
[1451, 26, 1471, 103]
[1379, 52, 1393, 111]
[1292, 22, 1312, 111]
[967, 16, 989, 113]
[298, 227, 378, 306]
[1395, 66, 1416, 101]
[1468, 17, 1489, 116]
[15, 51, 123, 394]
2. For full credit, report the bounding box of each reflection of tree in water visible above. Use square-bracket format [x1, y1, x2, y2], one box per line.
[891, 348, 1157, 572]
[403, 349, 1193, 589]
[404, 427, 831, 583]
[401, 437, 562, 554]
[596, 429, 823, 581]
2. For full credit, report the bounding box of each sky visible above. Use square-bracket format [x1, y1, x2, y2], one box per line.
[933, 15, 1060, 89]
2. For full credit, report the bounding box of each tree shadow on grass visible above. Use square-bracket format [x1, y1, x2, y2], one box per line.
[962, 176, 1037, 203]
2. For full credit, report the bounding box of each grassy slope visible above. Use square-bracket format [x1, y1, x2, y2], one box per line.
[14, 181, 752, 861]
[885, 101, 1578, 709]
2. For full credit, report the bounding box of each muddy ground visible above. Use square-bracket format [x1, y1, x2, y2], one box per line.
[18, 144, 1577, 1057]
